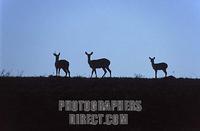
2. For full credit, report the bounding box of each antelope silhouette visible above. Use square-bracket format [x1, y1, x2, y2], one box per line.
[53, 52, 70, 77]
[149, 57, 168, 78]
[85, 52, 111, 78]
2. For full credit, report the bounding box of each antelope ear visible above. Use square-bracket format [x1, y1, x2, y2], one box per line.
[149, 57, 151, 59]
[153, 57, 155, 59]
[54, 52, 58, 56]
[85, 52, 88, 55]
[91, 52, 93, 55]
[58, 52, 60, 56]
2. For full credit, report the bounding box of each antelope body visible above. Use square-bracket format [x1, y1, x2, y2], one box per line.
[149, 57, 168, 78]
[85, 52, 111, 78]
[53, 53, 70, 77]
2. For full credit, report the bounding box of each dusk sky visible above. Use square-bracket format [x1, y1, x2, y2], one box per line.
[1, 0, 200, 78]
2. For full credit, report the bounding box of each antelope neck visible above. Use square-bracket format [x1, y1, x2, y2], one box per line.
[56, 57, 59, 62]
[87, 56, 91, 63]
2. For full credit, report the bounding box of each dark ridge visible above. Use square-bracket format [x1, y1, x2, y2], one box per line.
[0, 77, 200, 131]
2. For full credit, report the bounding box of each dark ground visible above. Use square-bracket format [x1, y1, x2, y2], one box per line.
[0, 77, 200, 131]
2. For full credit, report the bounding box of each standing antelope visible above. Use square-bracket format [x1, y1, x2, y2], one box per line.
[149, 57, 168, 78]
[85, 52, 111, 78]
[53, 52, 70, 77]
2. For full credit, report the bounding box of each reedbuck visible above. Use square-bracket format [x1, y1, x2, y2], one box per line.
[149, 57, 168, 78]
[85, 52, 111, 78]
[53, 52, 70, 77]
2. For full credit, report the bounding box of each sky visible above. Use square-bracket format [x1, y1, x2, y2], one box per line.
[1, 0, 200, 78]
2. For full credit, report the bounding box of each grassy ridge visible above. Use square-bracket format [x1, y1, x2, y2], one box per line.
[0, 77, 200, 131]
